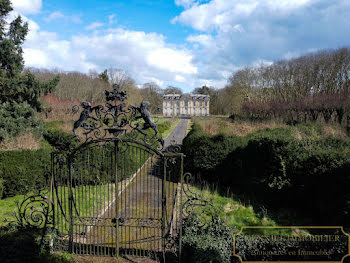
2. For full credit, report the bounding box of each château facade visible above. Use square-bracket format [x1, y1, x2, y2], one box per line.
[163, 93, 210, 117]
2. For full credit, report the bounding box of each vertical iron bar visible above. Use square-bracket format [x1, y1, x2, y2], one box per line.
[179, 154, 184, 263]
[136, 147, 139, 256]
[88, 148, 92, 255]
[50, 153, 55, 231]
[162, 157, 167, 256]
[123, 143, 127, 254]
[68, 157, 74, 253]
[115, 141, 119, 258]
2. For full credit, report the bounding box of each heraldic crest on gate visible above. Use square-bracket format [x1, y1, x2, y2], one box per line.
[5, 83, 219, 262]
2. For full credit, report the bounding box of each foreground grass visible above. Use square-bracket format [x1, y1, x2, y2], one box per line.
[0, 194, 26, 226]
[186, 184, 304, 236]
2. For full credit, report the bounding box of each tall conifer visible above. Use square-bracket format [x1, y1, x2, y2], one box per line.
[0, 0, 59, 140]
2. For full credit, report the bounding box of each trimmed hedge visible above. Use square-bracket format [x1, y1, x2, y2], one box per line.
[182, 123, 350, 226]
[0, 149, 51, 198]
[182, 123, 246, 181]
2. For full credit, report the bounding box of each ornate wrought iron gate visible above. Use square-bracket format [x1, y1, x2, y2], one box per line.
[46, 84, 184, 259]
[52, 139, 183, 258]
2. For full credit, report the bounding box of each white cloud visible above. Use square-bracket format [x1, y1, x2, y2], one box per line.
[22, 24, 198, 89]
[146, 77, 164, 87]
[172, 0, 350, 89]
[172, 0, 317, 32]
[186, 34, 213, 47]
[44, 11, 82, 24]
[252, 59, 273, 67]
[172, 1, 259, 31]
[44, 11, 64, 22]
[12, 0, 42, 15]
[233, 24, 245, 33]
[175, 0, 197, 8]
[23, 48, 48, 67]
[267, 0, 315, 11]
[147, 48, 197, 74]
[85, 22, 104, 30]
[175, 75, 186, 82]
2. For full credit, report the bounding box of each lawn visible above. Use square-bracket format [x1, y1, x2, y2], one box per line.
[184, 184, 304, 236]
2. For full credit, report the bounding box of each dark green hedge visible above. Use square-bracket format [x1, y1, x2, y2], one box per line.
[0, 149, 51, 198]
[182, 123, 350, 226]
[182, 123, 246, 181]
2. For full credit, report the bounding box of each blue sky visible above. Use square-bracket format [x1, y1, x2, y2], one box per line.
[9, 0, 350, 92]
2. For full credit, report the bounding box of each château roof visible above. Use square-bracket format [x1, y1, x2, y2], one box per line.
[163, 93, 209, 101]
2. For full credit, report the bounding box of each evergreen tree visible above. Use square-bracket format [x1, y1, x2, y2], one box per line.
[0, 0, 59, 140]
[98, 69, 109, 83]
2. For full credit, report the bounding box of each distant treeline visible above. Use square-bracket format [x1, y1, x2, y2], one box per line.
[29, 68, 185, 114]
[225, 47, 350, 124]
[29, 47, 350, 118]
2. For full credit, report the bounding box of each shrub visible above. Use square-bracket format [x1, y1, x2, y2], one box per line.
[43, 129, 79, 152]
[0, 178, 4, 200]
[183, 123, 350, 226]
[182, 123, 246, 181]
[182, 215, 233, 263]
[0, 103, 45, 141]
[0, 149, 51, 198]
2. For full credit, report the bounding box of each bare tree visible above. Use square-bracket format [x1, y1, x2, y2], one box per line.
[139, 82, 163, 113]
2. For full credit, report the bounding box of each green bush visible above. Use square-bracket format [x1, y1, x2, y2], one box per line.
[182, 215, 233, 263]
[0, 178, 4, 200]
[43, 128, 79, 152]
[0, 102, 45, 141]
[0, 149, 51, 198]
[183, 123, 246, 181]
[182, 123, 350, 226]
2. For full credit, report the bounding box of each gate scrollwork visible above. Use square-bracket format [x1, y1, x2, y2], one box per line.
[4, 189, 54, 228]
[182, 172, 220, 227]
[72, 83, 164, 150]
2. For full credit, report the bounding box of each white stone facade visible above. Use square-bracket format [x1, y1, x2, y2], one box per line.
[163, 93, 210, 117]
